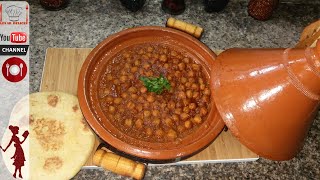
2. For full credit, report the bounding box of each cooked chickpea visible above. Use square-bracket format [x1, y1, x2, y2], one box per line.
[136, 104, 143, 112]
[114, 98, 122, 104]
[138, 69, 144, 75]
[176, 101, 183, 108]
[146, 53, 152, 58]
[159, 55, 167, 62]
[180, 113, 189, 121]
[123, 52, 130, 58]
[163, 48, 169, 54]
[153, 118, 161, 126]
[185, 82, 191, 88]
[164, 63, 169, 69]
[120, 70, 127, 75]
[172, 59, 179, 64]
[167, 75, 173, 81]
[175, 71, 182, 77]
[193, 115, 202, 124]
[178, 85, 185, 91]
[186, 90, 193, 99]
[128, 87, 137, 93]
[105, 96, 114, 103]
[140, 87, 147, 93]
[181, 77, 187, 84]
[184, 120, 192, 129]
[188, 78, 195, 83]
[142, 55, 148, 60]
[135, 119, 143, 129]
[128, 74, 134, 80]
[124, 63, 130, 69]
[144, 110, 151, 118]
[146, 71, 154, 77]
[125, 119, 132, 127]
[138, 49, 144, 54]
[203, 88, 211, 96]
[106, 74, 113, 81]
[153, 53, 159, 59]
[113, 79, 120, 85]
[201, 96, 210, 103]
[121, 93, 128, 98]
[131, 66, 138, 73]
[178, 91, 186, 99]
[160, 102, 167, 109]
[183, 57, 190, 63]
[189, 103, 197, 110]
[146, 95, 155, 102]
[147, 46, 154, 52]
[119, 107, 125, 113]
[200, 107, 208, 116]
[143, 63, 150, 69]
[109, 106, 115, 113]
[183, 99, 190, 106]
[152, 110, 160, 117]
[192, 92, 200, 99]
[191, 83, 199, 91]
[102, 89, 111, 96]
[134, 60, 141, 66]
[174, 108, 182, 115]
[183, 106, 190, 113]
[172, 114, 180, 121]
[171, 50, 178, 57]
[178, 63, 186, 70]
[131, 94, 138, 99]
[177, 125, 185, 132]
[200, 84, 206, 90]
[146, 128, 152, 136]
[155, 129, 164, 137]
[164, 118, 173, 127]
[167, 129, 177, 139]
[143, 102, 150, 109]
[127, 101, 135, 109]
[120, 75, 128, 82]
[198, 78, 204, 84]
[168, 101, 175, 109]
[192, 64, 200, 71]
[188, 71, 195, 77]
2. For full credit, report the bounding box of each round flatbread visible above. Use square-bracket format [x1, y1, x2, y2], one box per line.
[7, 92, 95, 180]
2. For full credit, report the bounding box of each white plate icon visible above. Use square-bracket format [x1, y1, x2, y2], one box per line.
[9, 64, 20, 76]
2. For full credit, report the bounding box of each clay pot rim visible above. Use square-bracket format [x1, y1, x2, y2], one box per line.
[78, 26, 225, 160]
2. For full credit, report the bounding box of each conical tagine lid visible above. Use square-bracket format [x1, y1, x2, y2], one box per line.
[211, 40, 320, 161]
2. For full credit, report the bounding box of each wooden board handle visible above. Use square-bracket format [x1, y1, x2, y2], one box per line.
[296, 19, 320, 48]
[166, 17, 203, 38]
[93, 149, 146, 180]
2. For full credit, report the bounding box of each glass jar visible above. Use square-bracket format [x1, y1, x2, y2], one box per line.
[39, 0, 70, 11]
[161, 0, 185, 15]
[120, 0, 146, 12]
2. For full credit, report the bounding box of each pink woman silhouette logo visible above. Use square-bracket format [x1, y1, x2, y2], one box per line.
[0, 125, 28, 179]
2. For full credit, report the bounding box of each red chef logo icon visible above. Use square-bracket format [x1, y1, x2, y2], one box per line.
[2, 57, 27, 82]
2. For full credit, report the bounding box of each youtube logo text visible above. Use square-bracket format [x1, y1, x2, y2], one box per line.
[0, 32, 27, 43]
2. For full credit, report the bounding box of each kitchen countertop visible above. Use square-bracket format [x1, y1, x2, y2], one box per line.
[29, 0, 319, 179]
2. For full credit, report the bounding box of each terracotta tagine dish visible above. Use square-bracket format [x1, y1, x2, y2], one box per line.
[211, 40, 320, 160]
[78, 26, 225, 161]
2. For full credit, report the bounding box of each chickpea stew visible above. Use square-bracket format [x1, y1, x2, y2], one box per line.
[98, 43, 211, 143]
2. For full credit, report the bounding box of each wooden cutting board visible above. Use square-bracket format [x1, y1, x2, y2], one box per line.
[40, 48, 258, 166]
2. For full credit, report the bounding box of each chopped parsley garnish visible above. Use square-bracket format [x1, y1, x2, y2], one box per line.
[139, 74, 171, 94]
